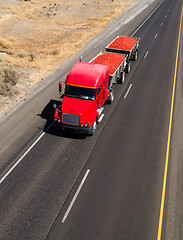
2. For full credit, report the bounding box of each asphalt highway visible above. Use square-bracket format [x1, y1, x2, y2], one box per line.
[0, 0, 183, 239]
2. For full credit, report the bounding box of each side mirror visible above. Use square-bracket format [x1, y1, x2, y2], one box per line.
[53, 103, 57, 111]
[59, 82, 62, 94]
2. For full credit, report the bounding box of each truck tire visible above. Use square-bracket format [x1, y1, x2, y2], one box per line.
[117, 72, 125, 84]
[107, 89, 114, 104]
[89, 119, 97, 136]
[132, 51, 138, 61]
[125, 62, 131, 73]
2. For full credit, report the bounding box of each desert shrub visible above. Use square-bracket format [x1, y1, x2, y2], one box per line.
[0, 68, 4, 87]
[13, 52, 29, 58]
[49, 49, 60, 55]
[0, 65, 18, 95]
[0, 60, 13, 67]
[0, 57, 4, 63]
[2, 66, 18, 85]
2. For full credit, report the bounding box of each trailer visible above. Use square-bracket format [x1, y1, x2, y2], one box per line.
[106, 36, 140, 73]
[53, 35, 140, 136]
[91, 51, 128, 85]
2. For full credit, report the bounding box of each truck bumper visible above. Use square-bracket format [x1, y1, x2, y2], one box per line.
[54, 122, 93, 135]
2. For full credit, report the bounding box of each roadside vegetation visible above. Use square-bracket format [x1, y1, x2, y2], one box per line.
[0, 0, 135, 115]
[0, 56, 18, 96]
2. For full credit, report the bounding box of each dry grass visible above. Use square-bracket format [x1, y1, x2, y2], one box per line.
[0, 0, 135, 114]
[0, 37, 14, 50]
[0, 64, 18, 96]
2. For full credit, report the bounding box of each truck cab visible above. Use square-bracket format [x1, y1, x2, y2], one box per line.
[53, 61, 110, 135]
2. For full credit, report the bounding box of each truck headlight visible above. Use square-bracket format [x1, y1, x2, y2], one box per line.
[84, 123, 89, 127]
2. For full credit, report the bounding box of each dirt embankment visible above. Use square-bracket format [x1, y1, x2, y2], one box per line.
[0, 0, 135, 115]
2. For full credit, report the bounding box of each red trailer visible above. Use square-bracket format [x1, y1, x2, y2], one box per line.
[106, 36, 140, 73]
[91, 51, 127, 84]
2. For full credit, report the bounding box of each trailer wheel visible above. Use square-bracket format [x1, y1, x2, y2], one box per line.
[90, 118, 97, 136]
[117, 72, 125, 84]
[125, 62, 131, 73]
[133, 51, 138, 61]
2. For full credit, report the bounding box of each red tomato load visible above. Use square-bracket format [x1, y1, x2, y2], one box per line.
[94, 53, 125, 75]
[108, 36, 137, 51]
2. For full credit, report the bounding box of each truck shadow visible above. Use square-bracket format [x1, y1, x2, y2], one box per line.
[38, 99, 86, 139]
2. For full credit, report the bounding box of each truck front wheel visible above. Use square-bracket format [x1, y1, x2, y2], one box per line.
[89, 119, 97, 136]
[107, 89, 114, 104]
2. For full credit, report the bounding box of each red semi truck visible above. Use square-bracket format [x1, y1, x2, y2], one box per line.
[53, 36, 139, 135]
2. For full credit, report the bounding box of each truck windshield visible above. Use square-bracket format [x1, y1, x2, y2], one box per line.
[65, 85, 97, 101]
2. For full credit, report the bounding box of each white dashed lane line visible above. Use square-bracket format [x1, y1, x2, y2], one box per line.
[62, 169, 90, 223]
[144, 51, 149, 59]
[124, 84, 133, 99]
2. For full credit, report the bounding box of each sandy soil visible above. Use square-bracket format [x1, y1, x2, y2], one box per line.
[0, 0, 135, 115]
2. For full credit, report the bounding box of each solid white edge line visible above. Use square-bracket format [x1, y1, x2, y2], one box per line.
[62, 169, 90, 223]
[132, 0, 165, 36]
[0, 123, 53, 184]
[98, 114, 104, 123]
[124, 84, 133, 99]
[144, 51, 149, 59]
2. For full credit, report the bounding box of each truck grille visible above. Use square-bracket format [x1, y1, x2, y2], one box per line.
[62, 114, 80, 126]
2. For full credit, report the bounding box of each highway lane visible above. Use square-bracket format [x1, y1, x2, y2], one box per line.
[0, 0, 181, 239]
[46, 0, 183, 239]
[0, 2, 163, 239]
[0, 0, 159, 176]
